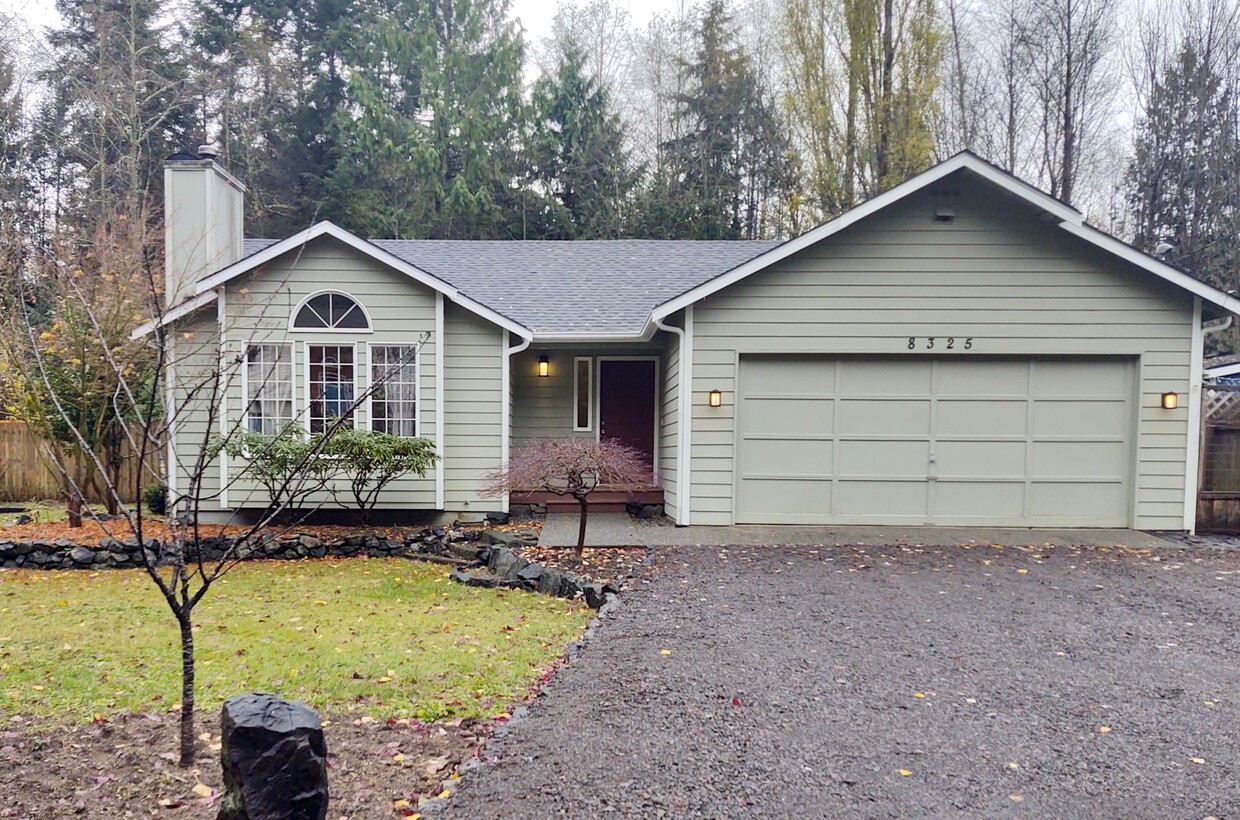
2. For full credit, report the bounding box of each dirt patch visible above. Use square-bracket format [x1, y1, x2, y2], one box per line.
[0, 709, 497, 818]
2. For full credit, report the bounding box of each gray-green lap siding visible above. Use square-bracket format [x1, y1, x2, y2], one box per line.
[220, 237, 438, 509]
[443, 303, 503, 510]
[509, 342, 679, 511]
[688, 178, 1195, 530]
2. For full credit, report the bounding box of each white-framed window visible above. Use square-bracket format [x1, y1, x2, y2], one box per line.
[306, 344, 356, 433]
[574, 356, 593, 431]
[370, 345, 419, 437]
[292, 291, 371, 331]
[243, 343, 294, 435]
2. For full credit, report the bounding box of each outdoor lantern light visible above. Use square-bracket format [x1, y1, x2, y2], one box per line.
[538, 356, 549, 378]
[1162, 391, 1179, 410]
[708, 389, 723, 407]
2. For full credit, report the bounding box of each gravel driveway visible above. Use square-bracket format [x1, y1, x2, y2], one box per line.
[442, 542, 1240, 818]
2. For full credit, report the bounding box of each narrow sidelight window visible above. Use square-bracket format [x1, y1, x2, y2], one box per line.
[244, 343, 294, 435]
[371, 345, 419, 437]
[574, 357, 592, 431]
[307, 344, 356, 433]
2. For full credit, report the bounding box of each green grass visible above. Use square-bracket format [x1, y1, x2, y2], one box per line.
[0, 500, 67, 526]
[0, 558, 590, 725]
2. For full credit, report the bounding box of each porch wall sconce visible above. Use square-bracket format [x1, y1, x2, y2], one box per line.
[537, 355, 550, 378]
[708, 389, 723, 408]
[1161, 391, 1179, 410]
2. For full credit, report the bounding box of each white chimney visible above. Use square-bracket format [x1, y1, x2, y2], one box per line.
[163, 146, 245, 305]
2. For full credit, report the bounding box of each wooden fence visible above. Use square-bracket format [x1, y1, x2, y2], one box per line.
[0, 420, 158, 503]
[1197, 384, 1240, 532]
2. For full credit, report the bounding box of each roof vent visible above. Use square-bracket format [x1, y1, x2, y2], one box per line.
[935, 207, 955, 223]
[197, 144, 219, 160]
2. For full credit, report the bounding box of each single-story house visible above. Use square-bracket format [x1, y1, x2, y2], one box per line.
[145, 148, 1240, 531]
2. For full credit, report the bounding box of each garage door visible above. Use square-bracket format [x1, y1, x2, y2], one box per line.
[735, 357, 1134, 526]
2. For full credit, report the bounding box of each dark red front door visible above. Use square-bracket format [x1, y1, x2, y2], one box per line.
[598, 359, 657, 478]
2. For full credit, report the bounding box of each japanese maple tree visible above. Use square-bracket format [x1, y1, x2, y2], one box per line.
[486, 438, 650, 555]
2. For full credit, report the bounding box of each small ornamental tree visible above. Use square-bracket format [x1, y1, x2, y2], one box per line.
[323, 428, 439, 524]
[224, 425, 337, 521]
[485, 438, 650, 556]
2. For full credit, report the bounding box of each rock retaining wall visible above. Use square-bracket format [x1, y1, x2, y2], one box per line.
[0, 526, 539, 572]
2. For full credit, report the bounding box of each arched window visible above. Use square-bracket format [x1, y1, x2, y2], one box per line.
[292, 291, 370, 330]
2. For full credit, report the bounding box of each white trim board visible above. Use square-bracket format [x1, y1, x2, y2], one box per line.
[193, 221, 532, 340]
[1205, 362, 1240, 380]
[434, 292, 445, 510]
[1186, 297, 1204, 533]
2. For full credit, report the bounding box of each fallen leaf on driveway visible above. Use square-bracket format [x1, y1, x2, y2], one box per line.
[1097, 726, 1112, 733]
[914, 692, 926, 699]
[660, 649, 671, 656]
[1010, 794, 1024, 803]
[1017, 569, 1029, 575]
[898, 769, 912, 776]
[1190, 757, 1206, 764]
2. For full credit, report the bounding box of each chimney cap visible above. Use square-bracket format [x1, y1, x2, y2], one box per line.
[197, 144, 218, 159]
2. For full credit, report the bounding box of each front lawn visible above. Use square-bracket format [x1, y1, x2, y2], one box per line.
[0, 558, 590, 725]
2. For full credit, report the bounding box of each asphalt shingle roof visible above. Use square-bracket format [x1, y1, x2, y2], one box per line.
[241, 237, 780, 335]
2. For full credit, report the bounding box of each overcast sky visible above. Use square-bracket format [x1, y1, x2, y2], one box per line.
[1, 0, 674, 60]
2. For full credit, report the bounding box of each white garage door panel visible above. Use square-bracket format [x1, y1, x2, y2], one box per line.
[735, 356, 1135, 526]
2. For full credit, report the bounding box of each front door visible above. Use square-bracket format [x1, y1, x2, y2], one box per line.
[598, 359, 657, 478]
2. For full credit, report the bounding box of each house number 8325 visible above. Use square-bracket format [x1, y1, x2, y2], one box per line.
[907, 337, 973, 350]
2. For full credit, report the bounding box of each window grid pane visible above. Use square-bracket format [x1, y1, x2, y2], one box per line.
[371, 345, 418, 437]
[308, 345, 355, 434]
[293, 293, 370, 330]
[245, 344, 294, 436]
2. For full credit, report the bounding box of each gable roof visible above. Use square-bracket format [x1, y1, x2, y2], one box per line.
[196, 222, 533, 338]
[150, 151, 1239, 342]
[648, 151, 1240, 326]
[233, 236, 778, 337]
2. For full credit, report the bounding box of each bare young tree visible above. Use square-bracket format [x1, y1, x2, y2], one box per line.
[1019, 0, 1119, 205]
[3, 237, 431, 767]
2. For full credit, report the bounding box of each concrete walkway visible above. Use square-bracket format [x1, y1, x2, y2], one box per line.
[537, 511, 1175, 549]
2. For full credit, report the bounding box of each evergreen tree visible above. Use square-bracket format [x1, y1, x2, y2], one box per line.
[44, 0, 190, 227]
[1126, 42, 1240, 294]
[639, 0, 792, 239]
[528, 45, 637, 239]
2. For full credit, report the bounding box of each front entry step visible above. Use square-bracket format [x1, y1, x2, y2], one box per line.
[512, 488, 664, 513]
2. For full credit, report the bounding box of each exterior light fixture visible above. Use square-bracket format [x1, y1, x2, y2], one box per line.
[538, 356, 550, 377]
[1161, 392, 1179, 410]
[708, 389, 723, 407]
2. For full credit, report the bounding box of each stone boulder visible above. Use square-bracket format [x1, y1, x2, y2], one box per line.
[217, 693, 328, 820]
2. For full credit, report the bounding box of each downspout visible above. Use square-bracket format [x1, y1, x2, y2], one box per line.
[655, 311, 692, 526]
[501, 334, 533, 514]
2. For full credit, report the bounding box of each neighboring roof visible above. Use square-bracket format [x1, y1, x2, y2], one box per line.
[649, 150, 1240, 327]
[1206, 362, 1240, 379]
